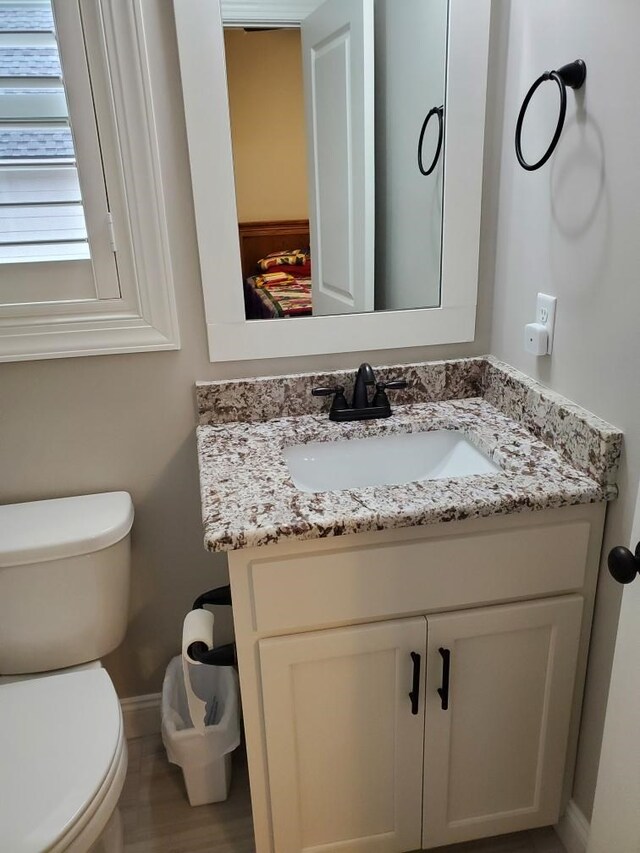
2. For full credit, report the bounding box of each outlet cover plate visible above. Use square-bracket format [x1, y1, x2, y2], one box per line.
[537, 293, 557, 354]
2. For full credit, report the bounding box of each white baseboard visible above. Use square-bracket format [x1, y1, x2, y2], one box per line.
[120, 693, 161, 740]
[555, 799, 590, 853]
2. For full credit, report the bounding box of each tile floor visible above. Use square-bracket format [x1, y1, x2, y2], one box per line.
[121, 735, 566, 853]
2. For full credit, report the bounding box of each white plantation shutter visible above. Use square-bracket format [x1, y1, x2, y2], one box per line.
[0, 0, 120, 302]
[0, 0, 180, 362]
[0, 2, 88, 261]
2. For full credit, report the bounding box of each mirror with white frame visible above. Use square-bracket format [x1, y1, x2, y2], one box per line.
[174, 0, 490, 361]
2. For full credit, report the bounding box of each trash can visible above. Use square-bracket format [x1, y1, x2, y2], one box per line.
[161, 655, 241, 806]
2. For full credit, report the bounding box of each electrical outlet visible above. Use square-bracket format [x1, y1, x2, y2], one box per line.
[536, 293, 557, 354]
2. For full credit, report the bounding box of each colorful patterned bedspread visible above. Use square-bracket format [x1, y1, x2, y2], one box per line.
[246, 272, 312, 318]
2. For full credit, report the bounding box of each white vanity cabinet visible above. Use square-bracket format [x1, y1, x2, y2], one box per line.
[227, 504, 605, 853]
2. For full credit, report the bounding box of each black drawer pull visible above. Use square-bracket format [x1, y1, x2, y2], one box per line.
[437, 647, 451, 710]
[409, 651, 421, 715]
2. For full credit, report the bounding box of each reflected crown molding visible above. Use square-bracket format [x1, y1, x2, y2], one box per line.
[221, 0, 322, 26]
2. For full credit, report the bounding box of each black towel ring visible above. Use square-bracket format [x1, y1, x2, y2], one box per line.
[515, 59, 586, 171]
[418, 105, 444, 176]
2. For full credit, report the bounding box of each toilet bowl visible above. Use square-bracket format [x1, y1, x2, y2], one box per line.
[0, 492, 134, 852]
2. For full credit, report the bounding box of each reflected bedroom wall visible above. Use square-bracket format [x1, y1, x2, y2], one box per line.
[224, 28, 309, 222]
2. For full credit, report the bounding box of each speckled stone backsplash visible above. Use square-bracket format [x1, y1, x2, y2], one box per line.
[482, 359, 621, 488]
[196, 356, 622, 490]
[196, 357, 487, 425]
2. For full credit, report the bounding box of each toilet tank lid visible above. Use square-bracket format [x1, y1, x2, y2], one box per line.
[0, 492, 134, 567]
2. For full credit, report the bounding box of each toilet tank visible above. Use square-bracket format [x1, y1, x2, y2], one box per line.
[0, 492, 134, 675]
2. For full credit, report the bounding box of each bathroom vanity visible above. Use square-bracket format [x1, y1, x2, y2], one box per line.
[195, 357, 621, 853]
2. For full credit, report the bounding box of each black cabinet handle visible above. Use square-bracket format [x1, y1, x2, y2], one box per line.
[437, 647, 451, 710]
[608, 543, 640, 585]
[409, 651, 421, 715]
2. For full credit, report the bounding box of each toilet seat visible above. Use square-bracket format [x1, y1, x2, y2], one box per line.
[52, 728, 127, 853]
[0, 668, 126, 853]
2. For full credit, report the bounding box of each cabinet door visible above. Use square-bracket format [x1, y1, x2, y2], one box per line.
[260, 618, 426, 853]
[422, 595, 583, 848]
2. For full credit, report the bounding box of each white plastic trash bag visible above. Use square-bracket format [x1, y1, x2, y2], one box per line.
[161, 655, 241, 805]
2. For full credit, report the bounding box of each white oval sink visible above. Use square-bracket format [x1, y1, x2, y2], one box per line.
[284, 430, 500, 493]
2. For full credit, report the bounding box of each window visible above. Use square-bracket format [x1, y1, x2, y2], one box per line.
[0, 1, 90, 263]
[0, 0, 179, 361]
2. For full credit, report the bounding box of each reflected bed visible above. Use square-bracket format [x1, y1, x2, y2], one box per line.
[238, 220, 312, 319]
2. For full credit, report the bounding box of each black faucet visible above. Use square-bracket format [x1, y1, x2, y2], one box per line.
[312, 363, 408, 421]
[352, 362, 376, 409]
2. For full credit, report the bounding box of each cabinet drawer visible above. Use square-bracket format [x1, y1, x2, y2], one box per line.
[246, 521, 590, 634]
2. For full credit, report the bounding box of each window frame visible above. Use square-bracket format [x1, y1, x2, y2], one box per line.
[0, 0, 180, 362]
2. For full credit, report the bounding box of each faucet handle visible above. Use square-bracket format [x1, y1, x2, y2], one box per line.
[378, 380, 408, 391]
[312, 385, 349, 412]
[372, 379, 408, 408]
[312, 384, 345, 396]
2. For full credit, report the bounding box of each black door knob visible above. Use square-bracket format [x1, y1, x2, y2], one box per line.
[608, 543, 640, 585]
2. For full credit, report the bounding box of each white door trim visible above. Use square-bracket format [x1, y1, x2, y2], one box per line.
[556, 799, 590, 853]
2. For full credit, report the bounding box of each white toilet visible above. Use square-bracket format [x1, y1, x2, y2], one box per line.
[0, 492, 134, 853]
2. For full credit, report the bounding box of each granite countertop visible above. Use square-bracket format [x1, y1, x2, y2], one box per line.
[195, 358, 622, 552]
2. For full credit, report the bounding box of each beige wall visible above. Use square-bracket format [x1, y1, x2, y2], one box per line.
[224, 28, 309, 223]
[0, 1, 492, 700]
[487, 0, 640, 820]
